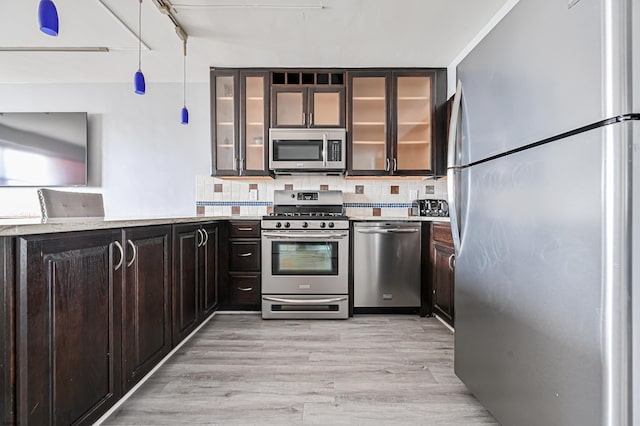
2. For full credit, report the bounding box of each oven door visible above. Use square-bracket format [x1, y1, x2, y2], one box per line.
[261, 230, 349, 294]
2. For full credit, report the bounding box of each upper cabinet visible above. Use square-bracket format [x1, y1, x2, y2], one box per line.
[211, 69, 269, 177]
[347, 69, 447, 176]
[271, 70, 346, 128]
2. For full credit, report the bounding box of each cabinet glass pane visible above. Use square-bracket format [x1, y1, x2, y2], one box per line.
[351, 77, 387, 170]
[216, 76, 235, 170]
[244, 76, 265, 171]
[276, 92, 304, 126]
[312, 92, 340, 126]
[396, 76, 431, 170]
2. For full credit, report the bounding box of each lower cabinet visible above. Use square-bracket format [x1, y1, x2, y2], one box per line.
[430, 223, 455, 326]
[1, 237, 16, 426]
[16, 230, 123, 425]
[172, 222, 219, 345]
[121, 226, 172, 391]
[222, 221, 261, 310]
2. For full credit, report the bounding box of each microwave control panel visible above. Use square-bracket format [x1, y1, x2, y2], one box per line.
[328, 140, 342, 162]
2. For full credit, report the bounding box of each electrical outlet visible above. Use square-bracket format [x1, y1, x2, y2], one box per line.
[409, 190, 418, 200]
[249, 189, 258, 200]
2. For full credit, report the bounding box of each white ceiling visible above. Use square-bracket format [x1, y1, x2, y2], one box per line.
[0, 0, 508, 84]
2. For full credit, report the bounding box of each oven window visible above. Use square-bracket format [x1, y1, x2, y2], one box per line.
[272, 241, 338, 275]
[273, 140, 323, 161]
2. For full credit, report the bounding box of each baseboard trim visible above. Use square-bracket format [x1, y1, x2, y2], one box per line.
[93, 311, 218, 425]
[434, 314, 455, 333]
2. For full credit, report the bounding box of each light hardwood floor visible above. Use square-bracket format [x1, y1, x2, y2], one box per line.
[103, 314, 498, 425]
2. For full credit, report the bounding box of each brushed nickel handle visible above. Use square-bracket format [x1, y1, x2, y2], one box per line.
[126, 239, 137, 268]
[263, 296, 348, 304]
[310, 112, 314, 126]
[202, 229, 209, 246]
[238, 252, 253, 257]
[237, 227, 253, 231]
[448, 254, 455, 271]
[113, 241, 124, 271]
[385, 158, 390, 172]
[302, 113, 306, 126]
[196, 229, 204, 247]
[393, 158, 397, 171]
[237, 287, 253, 292]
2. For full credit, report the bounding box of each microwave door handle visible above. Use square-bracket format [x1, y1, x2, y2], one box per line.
[323, 133, 328, 167]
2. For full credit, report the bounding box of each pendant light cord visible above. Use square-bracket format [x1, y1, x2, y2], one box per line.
[183, 41, 187, 107]
[138, 0, 142, 71]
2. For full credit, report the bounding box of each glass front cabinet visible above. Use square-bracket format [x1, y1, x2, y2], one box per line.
[270, 71, 346, 129]
[348, 70, 446, 176]
[211, 69, 269, 176]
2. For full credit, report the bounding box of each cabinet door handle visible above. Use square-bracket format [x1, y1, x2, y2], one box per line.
[385, 158, 390, 172]
[393, 158, 397, 171]
[238, 252, 253, 257]
[202, 228, 209, 246]
[237, 287, 253, 292]
[302, 113, 306, 126]
[113, 240, 124, 271]
[448, 254, 455, 271]
[237, 227, 253, 231]
[309, 112, 313, 126]
[196, 229, 204, 247]
[126, 239, 137, 268]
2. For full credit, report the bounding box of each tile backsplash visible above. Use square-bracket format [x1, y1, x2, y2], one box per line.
[196, 176, 448, 217]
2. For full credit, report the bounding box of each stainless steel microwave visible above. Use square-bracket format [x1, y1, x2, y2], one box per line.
[269, 128, 346, 174]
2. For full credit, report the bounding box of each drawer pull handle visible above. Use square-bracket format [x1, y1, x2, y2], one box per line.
[448, 254, 455, 271]
[239, 252, 253, 257]
[238, 227, 253, 231]
[237, 287, 253, 292]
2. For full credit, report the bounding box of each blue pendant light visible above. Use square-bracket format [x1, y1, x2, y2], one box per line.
[134, 0, 145, 94]
[38, 0, 59, 36]
[180, 39, 189, 124]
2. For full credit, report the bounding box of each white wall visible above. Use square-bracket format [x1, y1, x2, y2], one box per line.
[0, 82, 210, 217]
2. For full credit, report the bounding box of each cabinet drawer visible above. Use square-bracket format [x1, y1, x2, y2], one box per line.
[228, 274, 261, 306]
[432, 223, 453, 246]
[230, 241, 261, 271]
[229, 221, 261, 238]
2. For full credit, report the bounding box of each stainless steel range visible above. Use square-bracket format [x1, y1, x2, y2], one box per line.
[261, 190, 349, 319]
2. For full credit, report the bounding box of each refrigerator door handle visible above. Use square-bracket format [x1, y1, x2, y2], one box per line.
[447, 80, 463, 254]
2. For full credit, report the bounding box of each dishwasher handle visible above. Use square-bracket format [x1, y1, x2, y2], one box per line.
[356, 227, 420, 234]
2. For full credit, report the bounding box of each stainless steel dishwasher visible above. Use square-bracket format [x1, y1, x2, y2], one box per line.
[353, 222, 421, 308]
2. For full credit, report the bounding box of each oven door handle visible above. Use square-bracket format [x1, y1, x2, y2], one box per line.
[262, 232, 348, 239]
[262, 296, 348, 304]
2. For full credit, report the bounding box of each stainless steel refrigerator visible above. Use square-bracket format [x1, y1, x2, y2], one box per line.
[447, 0, 638, 425]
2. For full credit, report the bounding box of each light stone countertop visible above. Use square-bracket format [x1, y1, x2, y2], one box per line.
[0, 215, 449, 237]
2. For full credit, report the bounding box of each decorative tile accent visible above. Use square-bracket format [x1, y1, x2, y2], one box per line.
[344, 202, 413, 208]
[249, 184, 258, 190]
[284, 184, 293, 190]
[408, 208, 414, 216]
[214, 184, 223, 193]
[390, 185, 399, 194]
[196, 201, 272, 207]
[355, 185, 364, 194]
[267, 206, 274, 214]
[425, 185, 435, 195]
[320, 184, 329, 190]
[232, 206, 241, 215]
[196, 206, 205, 215]
[373, 208, 382, 216]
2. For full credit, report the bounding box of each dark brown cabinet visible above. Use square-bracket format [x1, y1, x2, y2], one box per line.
[121, 226, 172, 391]
[223, 220, 261, 309]
[211, 69, 270, 177]
[347, 69, 447, 176]
[16, 230, 123, 426]
[430, 223, 455, 326]
[172, 222, 219, 345]
[271, 70, 346, 129]
[0, 237, 15, 426]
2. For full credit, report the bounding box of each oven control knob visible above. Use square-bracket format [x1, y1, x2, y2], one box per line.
[284, 222, 291, 228]
[302, 222, 309, 228]
[275, 222, 282, 228]
[328, 222, 335, 228]
[320, 222, 326, 228]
